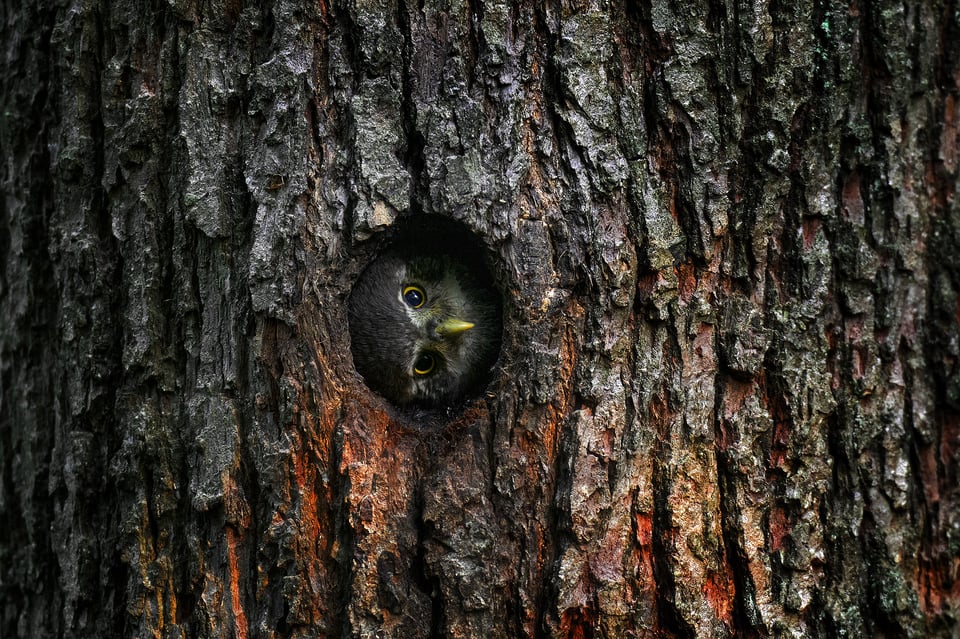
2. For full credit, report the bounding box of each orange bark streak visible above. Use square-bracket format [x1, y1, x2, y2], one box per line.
[703, 569, 735, 627]
[226, 527, 248, 639]
[559, 606, 598, 639]
[633, 512, 655, 590]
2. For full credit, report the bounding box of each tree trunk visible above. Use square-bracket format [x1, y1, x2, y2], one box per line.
[2, 0, 958, 637]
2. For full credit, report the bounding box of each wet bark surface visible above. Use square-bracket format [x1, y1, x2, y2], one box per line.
[1, 1, 958, 637]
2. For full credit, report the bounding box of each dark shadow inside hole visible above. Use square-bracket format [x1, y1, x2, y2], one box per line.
[348, 217, 503, 411]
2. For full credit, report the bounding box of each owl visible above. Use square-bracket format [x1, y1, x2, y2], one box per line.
[348, 247, 502, 406]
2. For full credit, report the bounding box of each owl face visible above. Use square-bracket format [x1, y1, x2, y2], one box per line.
[348, 249, 501, 406]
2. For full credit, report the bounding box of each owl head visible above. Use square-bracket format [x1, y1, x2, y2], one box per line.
[348, 246, 502, 407]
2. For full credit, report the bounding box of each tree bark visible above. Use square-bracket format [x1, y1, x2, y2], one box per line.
[1, 1, 958, 637]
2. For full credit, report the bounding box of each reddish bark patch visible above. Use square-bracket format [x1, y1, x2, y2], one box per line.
[802, 217, 822, 250]
[636, 272, 657, 302]
[917, 443, 941, 505]
[635, 512, 653, 548]
[718, 379, 753, 452]
[768, 504, 790, 553]
[226, 527, 248, 639]
[842, 170, 864, 223]
[703, 569, 735, 628]
[916, 553, 960, 617]
[559, 605, 598, 639]
[770, 416, 791, 470]
[677, 263, 697, 302]
[761, 373, 793, 474]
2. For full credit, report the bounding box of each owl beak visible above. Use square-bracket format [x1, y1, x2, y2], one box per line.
[436, 318, 475, 336]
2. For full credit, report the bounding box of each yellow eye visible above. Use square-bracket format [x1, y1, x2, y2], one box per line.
[413, 353, 436, 376]
[402, 285, 425, 308]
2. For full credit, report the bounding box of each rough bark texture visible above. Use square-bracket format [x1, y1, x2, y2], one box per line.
[1, 1, 958, 637]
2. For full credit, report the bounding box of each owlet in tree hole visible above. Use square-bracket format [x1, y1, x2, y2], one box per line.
[348, 246, 502, 407]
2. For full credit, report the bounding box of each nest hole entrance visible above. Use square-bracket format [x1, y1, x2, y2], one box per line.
[347, 217, 503, 410]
